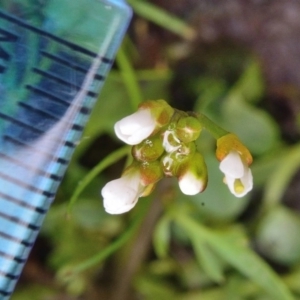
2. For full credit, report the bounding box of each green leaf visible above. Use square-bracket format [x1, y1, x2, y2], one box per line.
[256, 206, 300, 265]
[263, 142, 300, 210]
[231, 60, 265, 104]
[191, 238, 224, 283]
[251, 150, 284, 187]
[174, 213, 294, 300]
[134, 274, 178, 300]
[222, 95, 279, 155]
[153, 215, 171, 258]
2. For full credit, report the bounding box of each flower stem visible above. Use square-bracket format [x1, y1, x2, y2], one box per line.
[116, 45, 143, 110]
[194, 112, 229, 139]
[67, 146, 130, 214]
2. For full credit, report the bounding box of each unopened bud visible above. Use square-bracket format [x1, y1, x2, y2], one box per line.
[175, 116, 202, 143]
[132, 135, 164, 162]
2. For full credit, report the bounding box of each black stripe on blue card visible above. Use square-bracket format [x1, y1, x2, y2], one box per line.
[0, 251, 26, 263]
[0, 10, 113, 62]
[0, 192, 47, 214]
[0, 231, 33, 247]
[0, 211, 40, 231]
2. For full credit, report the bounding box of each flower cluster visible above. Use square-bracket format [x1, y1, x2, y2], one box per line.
[101, 100, 253, 214]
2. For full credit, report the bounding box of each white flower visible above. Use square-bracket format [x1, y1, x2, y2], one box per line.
[114, 109, 156, 145]
[101, 171, 144, 214]
[219, 150, 253, 197]
[178, 171, 206, 195]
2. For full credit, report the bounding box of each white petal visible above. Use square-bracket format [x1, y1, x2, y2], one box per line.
[224, 166, 253, 198]
[219, 151, 244, 178]
[179, 172, 205, 195]
[101, 175, 141, 214]
[224, 174, 236, 196]
[114, 109, 156, 145]
[240, 167, 253, 193]
[104, 192, 138, 214]
[127, 126, 155, 144]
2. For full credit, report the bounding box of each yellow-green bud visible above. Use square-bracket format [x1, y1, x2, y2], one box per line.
[132, 135, 164, 162]
[175, 116, 202, 143]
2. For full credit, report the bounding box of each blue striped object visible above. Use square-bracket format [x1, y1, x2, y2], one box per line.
[0, 0, 132, 298]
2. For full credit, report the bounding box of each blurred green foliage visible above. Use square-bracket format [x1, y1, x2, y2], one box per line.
[12, 1, 300, 299]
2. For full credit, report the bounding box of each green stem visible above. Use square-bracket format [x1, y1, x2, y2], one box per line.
[67, 146, 130, 214]
[195, 112, 229, 139]
[116, 45, 143, 110]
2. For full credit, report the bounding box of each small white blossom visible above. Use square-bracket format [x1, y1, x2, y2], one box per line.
[219, 150, 253, 197]
[101, 171, 144, 214]
[178, 171, 206, 195]
[114, 109, 156, 145]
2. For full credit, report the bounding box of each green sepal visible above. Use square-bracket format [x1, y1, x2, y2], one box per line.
[138, 99, 174, 130]
[139, 160, 164, 186]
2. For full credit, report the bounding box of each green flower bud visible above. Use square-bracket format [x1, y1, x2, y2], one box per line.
[175, 116, 202, 143]
[139, 160, 164, 186]
[132, 135, 164, 162]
